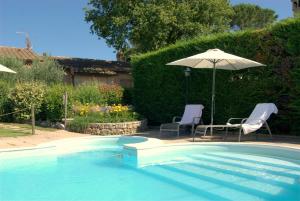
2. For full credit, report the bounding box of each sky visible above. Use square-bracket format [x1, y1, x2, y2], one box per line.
[0, 0, 293, 61]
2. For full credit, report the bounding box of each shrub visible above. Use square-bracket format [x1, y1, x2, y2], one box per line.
[29, 57, 64, 84]
[72, 83, 125, 106]
[131, 18, 300, 134]
[0, 81, 10, 112]
[9, 82, 45, 121]
[68, 104, 142, 133]
[98, 84, 124, 105]
[39, 84, 74, 122]
[73, 84, 103, 105]
[0, 81, 11, 121]
[290, 65, 300, 133]
[0, 57, 64, 85]
[68, 115, 94, 133]
[122, 88, 134, 105]
[0, 57, 24, 85]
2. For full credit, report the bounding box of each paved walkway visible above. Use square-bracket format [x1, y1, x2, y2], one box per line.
[0, 129, 85, 149]
[136, 129, 300, 149]
[1, 128, 300, 150]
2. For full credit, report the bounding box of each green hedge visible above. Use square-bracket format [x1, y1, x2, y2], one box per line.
[131, 18, 300, 134]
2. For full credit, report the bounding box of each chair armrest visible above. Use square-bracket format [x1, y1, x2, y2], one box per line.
[172, 116, 182, 123]
[227, 118, 245, 124]
[241, 118, 248, 124]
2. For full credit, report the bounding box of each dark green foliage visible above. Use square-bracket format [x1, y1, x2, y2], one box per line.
[72, 84, 124, 105]
[73, 84, 103, 105]
[0, 81, 11, 121]
[132, 18, 300, 134]
[0, 82, 129, 123]
[38, 85, 74, 122]
[85, 0, 233, 52]
[290, 61, 300, 133]
[231, 3, 278, 30]
[122, 88, 134, 105]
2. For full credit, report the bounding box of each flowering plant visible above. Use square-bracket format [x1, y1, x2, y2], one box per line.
[69, 103, 142, 133]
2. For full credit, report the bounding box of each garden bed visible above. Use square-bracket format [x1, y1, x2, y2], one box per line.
[85, 119, 147, 135]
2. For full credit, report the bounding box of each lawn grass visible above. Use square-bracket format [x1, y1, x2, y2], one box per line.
[0, 122, 57, 137]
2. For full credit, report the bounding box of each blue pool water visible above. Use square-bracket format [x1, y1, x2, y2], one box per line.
[0, 137, 300, 201]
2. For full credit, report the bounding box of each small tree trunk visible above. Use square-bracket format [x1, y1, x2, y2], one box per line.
[64, 91, 68, 129]
[31, 104, 35, 135]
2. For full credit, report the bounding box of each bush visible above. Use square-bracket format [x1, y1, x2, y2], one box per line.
[98, 84, 124, 105]
[29, 57, 64, 84]
[0, 81, 11, 121]
[9, 82, 45, 121]
[0, 57, 24, 85]
[73, 84, 103, 105]
[68, 115, 94, 133]
[0, 57, 64, 85]
[39, 84, 74, 122]
[290, 65, 300, 133]
[68, 105, 142, 133]
[122, 88, 134, 105]
[38, 83, 127, 122]
[0, 81, 10, 112]
[131, 18, 300, 134]
[72, 83, 125, 106]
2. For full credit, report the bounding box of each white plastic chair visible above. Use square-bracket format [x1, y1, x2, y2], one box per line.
[160, 104, 204, 137]
[194, 103, 278, 142]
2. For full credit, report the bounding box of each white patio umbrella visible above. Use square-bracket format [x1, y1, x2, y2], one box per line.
[0, 64, 16, 74]
[167, 48, 265, 133]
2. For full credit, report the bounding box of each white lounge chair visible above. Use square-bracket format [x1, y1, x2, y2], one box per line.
[194, 103, 278, 142]
[160, 104, 204, 137]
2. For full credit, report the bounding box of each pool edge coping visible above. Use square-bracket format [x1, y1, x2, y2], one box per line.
[1, 135, 300, 154]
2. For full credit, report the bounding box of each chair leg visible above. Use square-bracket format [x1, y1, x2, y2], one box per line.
[192, 130, 196, 142]
[191, 124, 195, 136]
[191, 125, 195, 142]
[225, 127, 228, 140]
[159, 127, 162, 138]
[238, 128, 242, 142]
[265, 122, 272, 140]
[177, 125, 180, 138]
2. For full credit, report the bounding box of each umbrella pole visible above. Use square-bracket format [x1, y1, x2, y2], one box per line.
[210, 61, 216, 135]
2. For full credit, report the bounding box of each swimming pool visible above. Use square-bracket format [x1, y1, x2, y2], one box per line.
[0, 137, 300, 201]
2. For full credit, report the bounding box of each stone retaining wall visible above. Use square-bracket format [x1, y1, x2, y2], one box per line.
[85, 120, 147, 135]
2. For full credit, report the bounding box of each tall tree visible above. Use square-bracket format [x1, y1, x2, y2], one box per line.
[85, 0, 233, 53]
[231, 4, 278, 30]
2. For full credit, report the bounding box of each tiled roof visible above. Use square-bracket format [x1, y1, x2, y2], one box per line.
[55, 57, 131, 74]
[0, 46, 39, 60]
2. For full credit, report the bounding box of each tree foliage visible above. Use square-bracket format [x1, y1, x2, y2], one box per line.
[0, 57, 64, 85]
[85, 0, 233, 52]
[9, 82, 45, 121]
[231, 4, 278, 30]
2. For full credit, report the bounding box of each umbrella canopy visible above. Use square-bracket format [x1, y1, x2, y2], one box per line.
[0, 64, 16, 73]
[167, 48, 265, 133]
[167, 49, 264, 70]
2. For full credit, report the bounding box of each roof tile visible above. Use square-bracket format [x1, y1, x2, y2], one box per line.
[0, 46, 39, 60]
